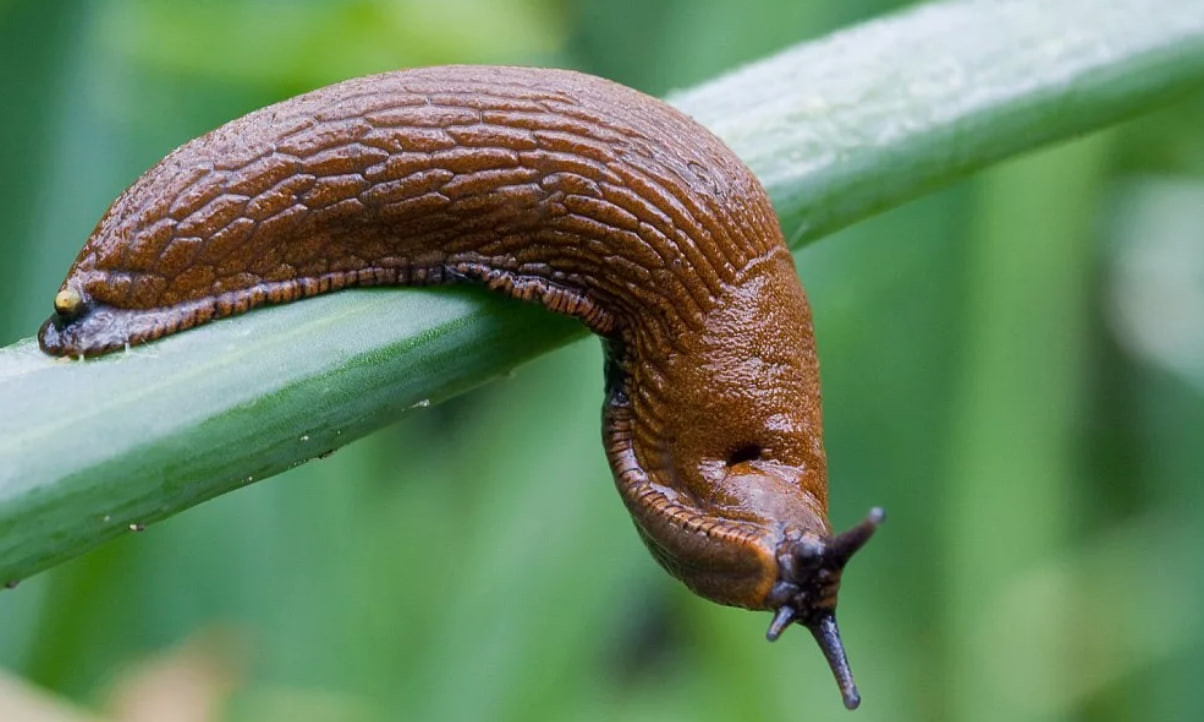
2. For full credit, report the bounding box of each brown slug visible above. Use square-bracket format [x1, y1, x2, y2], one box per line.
[38, 65, 882, 709]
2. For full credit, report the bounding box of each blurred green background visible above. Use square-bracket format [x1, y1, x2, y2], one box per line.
[2, 1, 1203, 721]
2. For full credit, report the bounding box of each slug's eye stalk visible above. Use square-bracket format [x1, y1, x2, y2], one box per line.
[765, 507, 885, 711]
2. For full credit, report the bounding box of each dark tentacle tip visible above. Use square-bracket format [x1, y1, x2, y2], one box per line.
[827, 506, 885, 566]
[809, 612, 861, 710]
[766, 604, 796, 642]
[766, 506, 885, 710]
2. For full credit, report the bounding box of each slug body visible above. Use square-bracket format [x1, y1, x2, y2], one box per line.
[39, 66, 880, 708]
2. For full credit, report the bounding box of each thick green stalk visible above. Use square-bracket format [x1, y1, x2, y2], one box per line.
[1, 0, 1202, 583]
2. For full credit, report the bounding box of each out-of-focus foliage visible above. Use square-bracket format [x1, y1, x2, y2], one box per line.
[0, 1, 1201, 721]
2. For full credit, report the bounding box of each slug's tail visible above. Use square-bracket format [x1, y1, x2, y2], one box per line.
[765, 507, 885, 711]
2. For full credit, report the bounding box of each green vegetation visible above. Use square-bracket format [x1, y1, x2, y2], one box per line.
[0, 1, 1202, 720]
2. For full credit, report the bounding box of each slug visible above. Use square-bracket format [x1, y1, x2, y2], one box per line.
[38, 65, 882, 709]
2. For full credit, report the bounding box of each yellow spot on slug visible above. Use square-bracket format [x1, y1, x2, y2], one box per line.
[54, 288, 83, 317]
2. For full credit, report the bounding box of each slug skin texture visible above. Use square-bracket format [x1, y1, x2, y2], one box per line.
[39, 65, 882, 709]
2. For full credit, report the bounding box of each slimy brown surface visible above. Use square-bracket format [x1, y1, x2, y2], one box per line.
[38, 65, 880, 709]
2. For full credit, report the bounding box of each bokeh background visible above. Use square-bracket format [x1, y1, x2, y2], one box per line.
[2, 1, 1203, 721]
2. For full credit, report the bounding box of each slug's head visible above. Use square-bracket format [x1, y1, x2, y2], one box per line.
[766, 507, 885, 710]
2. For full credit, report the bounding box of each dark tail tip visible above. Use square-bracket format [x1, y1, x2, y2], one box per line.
[808, 612, 861, 710]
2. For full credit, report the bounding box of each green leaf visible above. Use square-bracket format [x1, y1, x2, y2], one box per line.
[1, 0, 1202, 584]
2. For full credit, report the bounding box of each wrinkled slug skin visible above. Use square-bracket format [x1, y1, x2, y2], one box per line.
[39, 65, 830, 614]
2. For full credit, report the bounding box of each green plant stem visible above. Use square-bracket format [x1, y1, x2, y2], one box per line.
[1, 0, 1202, 583]
[672, 0, 1204, 245]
